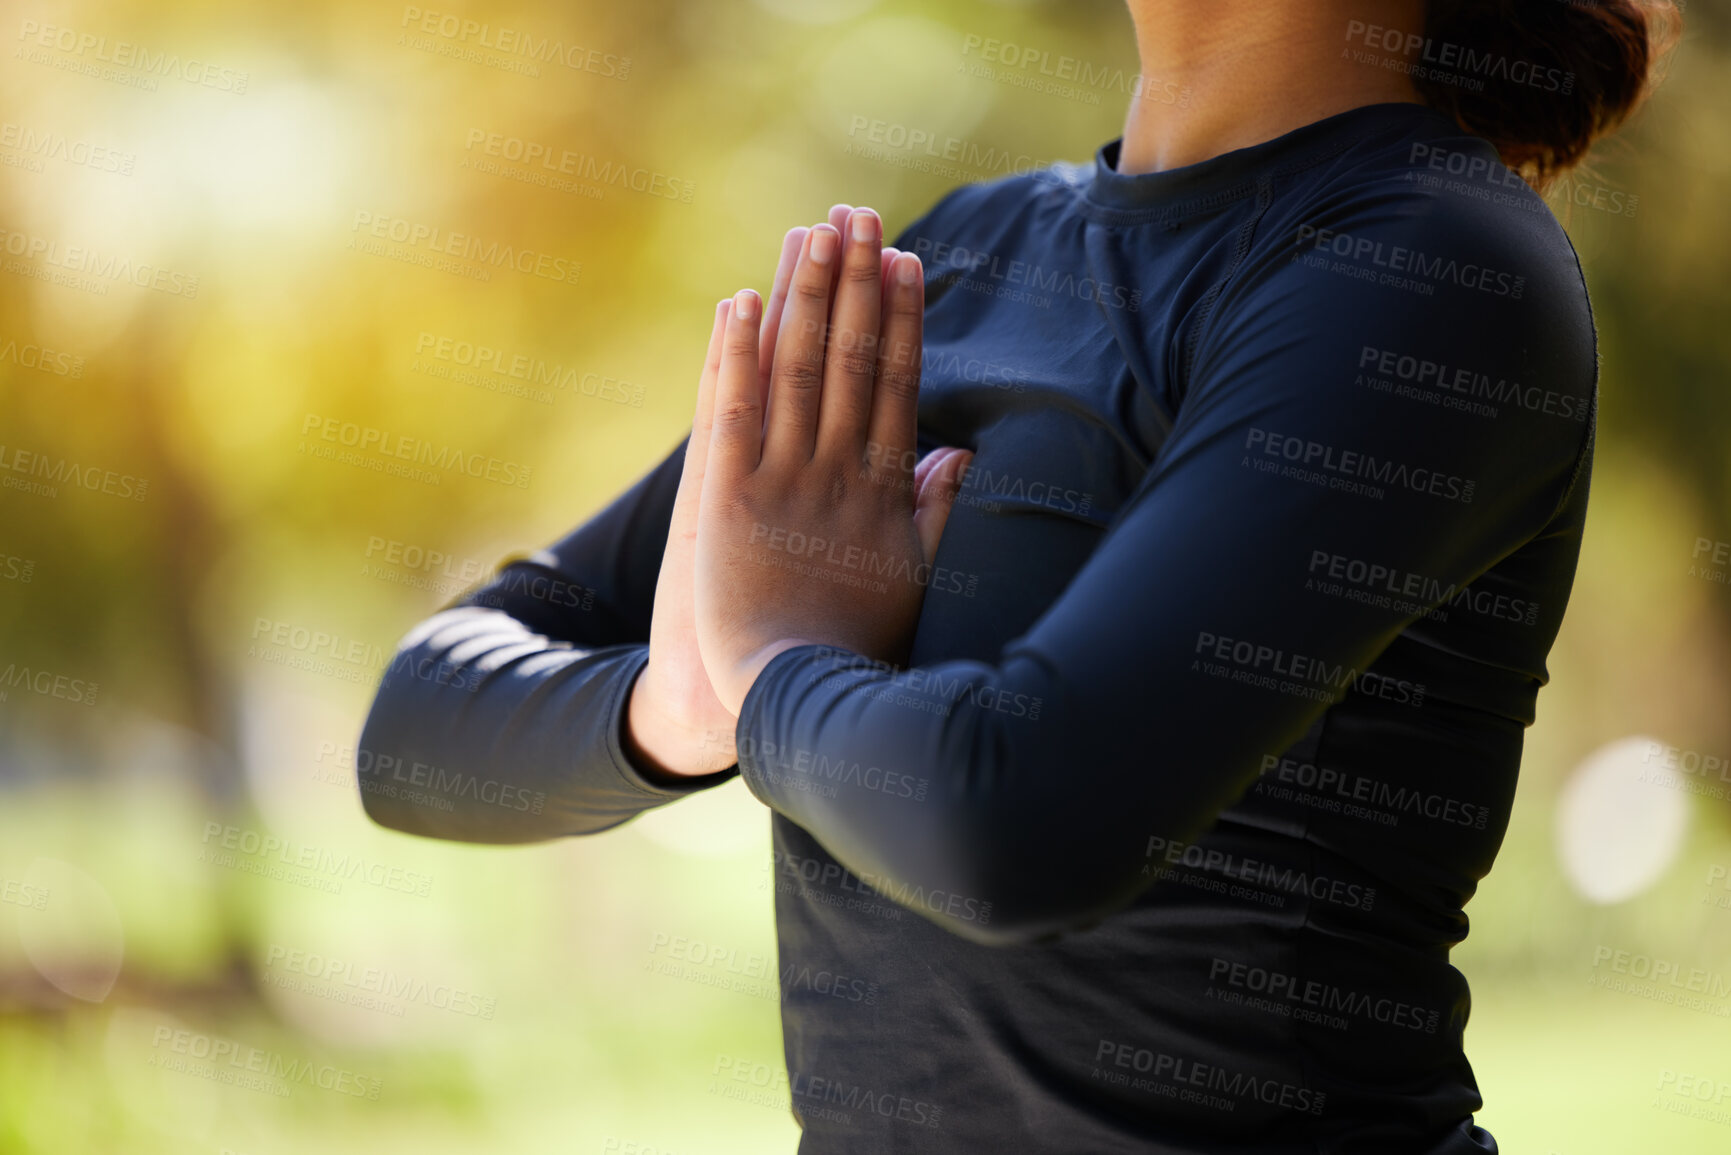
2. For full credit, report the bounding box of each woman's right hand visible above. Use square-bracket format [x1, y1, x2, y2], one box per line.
[623, 297, 745, 779]
[624, 209, 857, 778]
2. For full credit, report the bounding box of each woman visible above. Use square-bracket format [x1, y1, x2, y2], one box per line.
[358, 1, 1677, 1150]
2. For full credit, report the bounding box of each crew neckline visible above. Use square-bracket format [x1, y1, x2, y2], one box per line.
[1085, 101, 1457, 214]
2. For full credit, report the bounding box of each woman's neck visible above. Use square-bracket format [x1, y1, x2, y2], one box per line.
[1118, 0, 1429, 174]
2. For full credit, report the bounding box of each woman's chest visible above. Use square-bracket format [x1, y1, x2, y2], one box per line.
[906, 303, 1171, 665]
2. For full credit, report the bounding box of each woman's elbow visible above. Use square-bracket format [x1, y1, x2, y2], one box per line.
[352, 701, 432, 837]
[353, 650, 482, 840]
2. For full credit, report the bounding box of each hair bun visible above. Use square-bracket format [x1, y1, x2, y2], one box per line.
[1411, 0, 1681, 187]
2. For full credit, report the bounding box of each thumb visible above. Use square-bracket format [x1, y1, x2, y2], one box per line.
[912, 448, 973, 564]
[674, 298, 729, 518]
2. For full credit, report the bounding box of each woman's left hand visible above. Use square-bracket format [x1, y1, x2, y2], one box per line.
[693, 208, 973, 715]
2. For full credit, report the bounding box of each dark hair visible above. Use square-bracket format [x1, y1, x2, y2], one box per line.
[1416, 0, 1682, 188]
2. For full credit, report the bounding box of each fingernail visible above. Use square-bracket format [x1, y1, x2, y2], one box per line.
[734, 289, 759, 321]
[895, 253, 921, 286]
[810, 226, 839, 266]
[851, 209, 879, 244]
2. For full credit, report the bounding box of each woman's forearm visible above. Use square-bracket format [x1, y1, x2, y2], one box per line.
[356, 435, 742, 842]
[358, 606, 734, 842]
[621, 655, 745, 782]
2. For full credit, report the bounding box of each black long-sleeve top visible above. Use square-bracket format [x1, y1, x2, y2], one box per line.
[357, 102, 1598, 1154]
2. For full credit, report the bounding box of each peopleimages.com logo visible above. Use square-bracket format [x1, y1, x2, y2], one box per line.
[1344, 20, 1573, 94]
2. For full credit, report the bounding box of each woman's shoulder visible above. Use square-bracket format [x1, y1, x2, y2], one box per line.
[889, 161, 1089, 264]
[1184, 115, 1600, 486]
[1261, 111, 1594, 326]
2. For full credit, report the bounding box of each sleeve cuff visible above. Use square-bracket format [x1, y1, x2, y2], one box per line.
[605, 646, 740, 799]
[733, 642, 837, 809]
